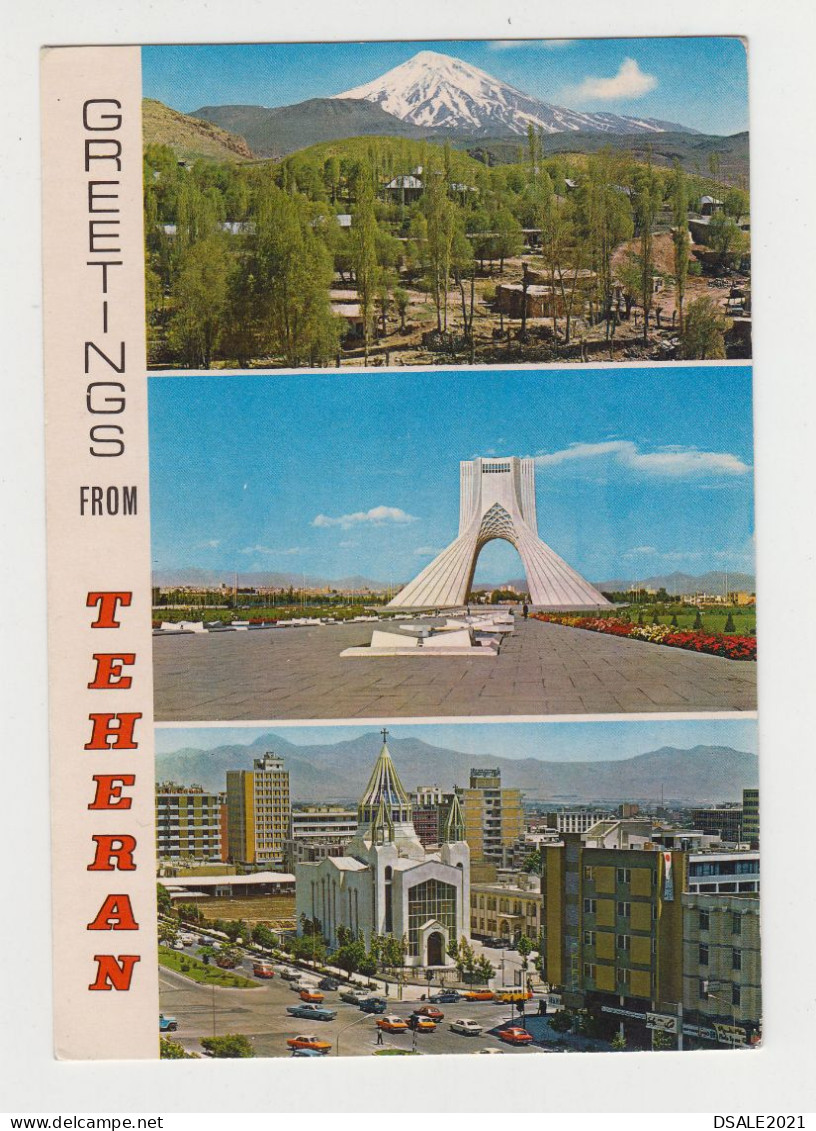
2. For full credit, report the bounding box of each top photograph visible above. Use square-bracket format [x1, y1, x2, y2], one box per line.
[142, 37, 751, 371]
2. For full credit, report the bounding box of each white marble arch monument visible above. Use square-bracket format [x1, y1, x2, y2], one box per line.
[388, 456, 611, 609]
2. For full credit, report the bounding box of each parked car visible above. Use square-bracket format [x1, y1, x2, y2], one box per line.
[291, 980, 319, 993]
[497, 1026, 533, 1046]
[253, 962, 275, 979]
[376, 1015, 408, 1033]
[339, 988, 370, 1005]
[286, 1003, 337, 1022]
[412, 1005, 444, 1022]
[407, 1014, 437, 1032]
[179, 933, 196, 946]
[461, 990, 495, 1002]
[291, 1047, 327, 1057]
[318, 977, 339, 991]
[429, 991, 462, 1004]
[280, 968, 301, 981]
[359, 997, 387, 1014]
[286, 1034, 332, 1053]
[450, 1019, 483, 1036]
[159, 1013, 178, 1033]
[299, 988, 325, 1003]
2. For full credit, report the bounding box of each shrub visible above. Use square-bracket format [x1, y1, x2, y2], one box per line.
[201, 1034, 254, 1058]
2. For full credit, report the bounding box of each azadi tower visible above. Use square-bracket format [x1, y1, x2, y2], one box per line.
[388, 456, 611, 609]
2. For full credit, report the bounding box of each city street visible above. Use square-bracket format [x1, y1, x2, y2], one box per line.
[160, 946, 546, 1058]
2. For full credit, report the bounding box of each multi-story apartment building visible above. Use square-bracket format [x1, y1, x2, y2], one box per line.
[742, 788, 759, 848]
[458, 768, 524, 863]
[686, 850, 759, 895]
[226, 753, 290, 868]
[682, 893, 761, 1046]
[155, 783, 224, 861]
[540, 835, 687, 1046]
[470, 872, 541, 943]
[689, 804, 745, 844]
[546, 809, 615, 834]
[284, 804, 357, 871]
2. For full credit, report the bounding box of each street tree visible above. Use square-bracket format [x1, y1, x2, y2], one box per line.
[679, 295, 731, 359]
[670, 161, 690, 332]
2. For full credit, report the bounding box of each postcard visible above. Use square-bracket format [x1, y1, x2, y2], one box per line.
[40, 37, 758, 1063]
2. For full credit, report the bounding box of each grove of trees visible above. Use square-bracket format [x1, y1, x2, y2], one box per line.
[144, 133, 748, 368]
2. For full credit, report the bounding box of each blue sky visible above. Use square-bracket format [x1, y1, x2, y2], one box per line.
[148, 366, 755, 586]
[155, 717, 757, 763]
[142, 38, 748, 136]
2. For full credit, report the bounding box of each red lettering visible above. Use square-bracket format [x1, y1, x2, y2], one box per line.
[88, 653, 135, 690]
[86, 591, 132, 628]
[87, 894, 139, 931]
[84, 713, 142, 750]
[88, 834, 136, 871]
[88, 774, 135, 810]
[88, 954, 140, 991]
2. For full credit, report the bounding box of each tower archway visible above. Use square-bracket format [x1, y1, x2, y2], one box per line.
[388, 457, 610, 609]
[426, 930, 444, 967]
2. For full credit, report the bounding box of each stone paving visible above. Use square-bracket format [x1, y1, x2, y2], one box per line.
[153, 618, 757, 721]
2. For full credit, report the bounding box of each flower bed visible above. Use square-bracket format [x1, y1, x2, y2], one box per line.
[532, 614, 756, 662]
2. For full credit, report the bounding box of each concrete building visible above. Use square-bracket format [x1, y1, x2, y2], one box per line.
[547, 809, 615, 835]
[388, 457, 611, 609]
[155, 784, 224, 861]
[742, 788, 759, 847]
[295, 734, 470, 968]
[689, 805, 745, 844]
[459, 767, 524, 864]
[226, 753, 291, 868]
[284, 804, 357, 871]
[682, 893, 761, 1046]
[540, 835, 687, 1046]
[471, 872, 542, 943]
[686, 850, 759, 896]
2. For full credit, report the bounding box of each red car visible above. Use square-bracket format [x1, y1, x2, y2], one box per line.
[413, 1005, 444, 1022]
[498, 1026, 533, 1046]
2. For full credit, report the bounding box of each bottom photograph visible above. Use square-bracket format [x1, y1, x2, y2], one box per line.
[154, 718, 760, 1058]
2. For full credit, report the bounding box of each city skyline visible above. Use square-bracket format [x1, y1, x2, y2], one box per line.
[148, 366, 755, 586]
[142, 38, 749, 136]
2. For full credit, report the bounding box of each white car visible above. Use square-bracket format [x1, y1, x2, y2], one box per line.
[450, 1018, 483, 1036]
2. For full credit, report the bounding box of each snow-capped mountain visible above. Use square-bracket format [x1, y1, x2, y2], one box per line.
[334, 50, 695, 136]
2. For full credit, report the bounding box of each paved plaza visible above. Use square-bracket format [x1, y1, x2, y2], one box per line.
[153, 617, 757, 720]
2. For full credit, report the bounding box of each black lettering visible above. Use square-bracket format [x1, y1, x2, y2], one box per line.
[87, 382, 125, 414]
[89, 425, 124, 457]
[83, 99, 122, 130]
[85, 341, 125, 374]
[88, 181, 120, 214]
[85, 139, 122, 172]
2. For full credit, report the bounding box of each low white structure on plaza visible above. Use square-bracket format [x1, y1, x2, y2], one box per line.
[388, 457, 611, 609]
[295, 732, 470, 967]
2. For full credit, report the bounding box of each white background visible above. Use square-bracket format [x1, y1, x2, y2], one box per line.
[2, 0, 816, 1116]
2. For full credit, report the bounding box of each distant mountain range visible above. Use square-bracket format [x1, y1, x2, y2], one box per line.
[180, 49, 709, 162]
[153, 568, 754, 596]
[143, 98, 255, 162]
[594, 571, 755, 594]
[157, 731, 756, 806]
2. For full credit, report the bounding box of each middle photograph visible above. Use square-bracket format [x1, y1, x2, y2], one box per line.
[150, 364, 756, 720]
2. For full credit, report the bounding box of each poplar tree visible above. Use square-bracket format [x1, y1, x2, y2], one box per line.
[351, 166, 380, 363]
[670, 161, 689, 333]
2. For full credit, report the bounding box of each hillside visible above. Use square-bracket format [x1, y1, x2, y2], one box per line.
[142, 98, 256, 162]
[191, 98, 434, 159]
[460, 130, 749, 186]
[156, 731, 757, 806]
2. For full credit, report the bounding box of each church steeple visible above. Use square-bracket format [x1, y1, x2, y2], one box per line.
[358, 730, 413, 841]
[442, 791, 466, 843]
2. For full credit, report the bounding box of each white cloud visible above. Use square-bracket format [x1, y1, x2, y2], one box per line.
[623, 545, 658, 558]
[196, 539, 221, 549]
[533, 440, 750, 478]
[239, 545, 301, 556]
[488, 39, 573, 51]
[312, 505, 418, 530]
[568, 57, 657, 102]
[414, 546, 443, 556]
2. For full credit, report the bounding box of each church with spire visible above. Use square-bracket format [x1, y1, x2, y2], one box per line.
[295, 731, 471, 969]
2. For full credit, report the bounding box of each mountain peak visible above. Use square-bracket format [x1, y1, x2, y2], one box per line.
[333, 50, 695, 137]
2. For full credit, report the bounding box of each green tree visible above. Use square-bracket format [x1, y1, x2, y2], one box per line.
[679, 295, 731, 359]
[611, 1031, 627, 1051]
[474, 955, 496, 984]
[200, 1034, 255, 1058]
[167, 234, 230, 368]
[724, 612, 736, 632]
[631, 163, 662, 342]
[522, 849, 541, 874]
[157, 883, 173, 915]
[393, 287, 410, 332]
[724, 188, 749, 224]
[670, 162, 690, 333]
[706, 210, 747, 267]
[252, 924, 278, 950]
[160, 1037, 199, 1059]
[351, 167, 380, 362]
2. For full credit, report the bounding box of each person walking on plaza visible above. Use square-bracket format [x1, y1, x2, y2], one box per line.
[522, 602, 529, 619]
[376, 1028, 384, 1045]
